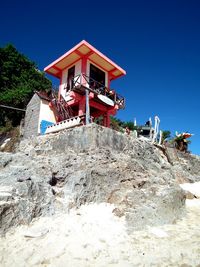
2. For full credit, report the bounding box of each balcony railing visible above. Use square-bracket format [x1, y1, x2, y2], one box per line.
[65, 73, 125, 109]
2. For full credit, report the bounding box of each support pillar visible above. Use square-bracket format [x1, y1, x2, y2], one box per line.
[78, 97, 86, 116]
[85, 89, 90, 125]
[103, 112, 111, 128]
[107, 113, 111, 128]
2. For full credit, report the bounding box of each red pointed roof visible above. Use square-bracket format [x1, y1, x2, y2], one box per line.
[44, 40, 126, 80]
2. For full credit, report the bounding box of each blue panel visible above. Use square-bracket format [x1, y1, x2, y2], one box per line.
[40, 120, 54, 135]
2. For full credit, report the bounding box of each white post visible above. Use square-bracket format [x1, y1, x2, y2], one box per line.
[158, 130, 162, 145]
[133, 130, 138, 138]
[152, 116, 160, 143]
[85, 89, 90, 125]
[133, 118, 137, 138]
[149, 117, 152, 127]
[149, 117, 153, 139]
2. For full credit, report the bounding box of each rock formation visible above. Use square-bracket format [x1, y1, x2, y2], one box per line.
[0, 124, 199, 234]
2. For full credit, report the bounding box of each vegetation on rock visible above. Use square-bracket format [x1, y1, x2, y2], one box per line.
[110, 116, 137, 132]
[0, 44, 52, 127]
[172, 134, 191, 153]
[161, 130, 171, 143]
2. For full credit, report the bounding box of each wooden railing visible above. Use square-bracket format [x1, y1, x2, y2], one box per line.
[69, 73, 125, 109]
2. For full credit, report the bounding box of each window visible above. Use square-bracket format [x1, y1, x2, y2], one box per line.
[89, 64, 105, 86]
[67, 66, 75, 90]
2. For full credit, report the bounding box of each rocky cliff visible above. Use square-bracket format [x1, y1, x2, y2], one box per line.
[0, 124, 200, 234]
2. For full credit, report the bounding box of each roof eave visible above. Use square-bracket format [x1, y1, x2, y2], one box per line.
[44, 40, 126, 78]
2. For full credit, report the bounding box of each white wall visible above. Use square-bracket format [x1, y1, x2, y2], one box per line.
[59, 59, 108, 98]
[38, 100, 56, 133]
[59, 60, 81, 98]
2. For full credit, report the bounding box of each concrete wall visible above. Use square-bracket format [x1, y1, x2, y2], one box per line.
[50, 124, 127, 153]
[23, 94, 41, 138]
[20, 123, 140, 154]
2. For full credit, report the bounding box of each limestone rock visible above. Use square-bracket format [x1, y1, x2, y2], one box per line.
[0, 124, 199, 234]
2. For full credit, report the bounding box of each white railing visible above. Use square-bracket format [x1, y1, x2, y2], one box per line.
[45, 116, 83, 134]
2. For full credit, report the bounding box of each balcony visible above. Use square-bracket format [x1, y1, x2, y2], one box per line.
[65, 73, 125, 109]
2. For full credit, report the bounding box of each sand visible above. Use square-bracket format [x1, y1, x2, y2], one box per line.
[0, 183, 200, 267]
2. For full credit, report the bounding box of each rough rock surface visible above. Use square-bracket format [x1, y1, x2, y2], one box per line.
[0, 124, 199, 235]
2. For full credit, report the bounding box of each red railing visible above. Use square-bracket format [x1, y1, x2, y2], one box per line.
[67, 73, 125, 109]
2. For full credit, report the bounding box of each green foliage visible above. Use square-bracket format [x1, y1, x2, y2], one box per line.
[0, 44, 52, 126]
[110, 116, 137, 132]
[0, 120, 13, 134]
[94, 116, 103, 126]
[172, 135, 189, 152]
[163, 132, 192, 153]
[110, 116, 192, 153]
[122, 121, 137, 131]
[110, 116, 122, 131]
[172, 134, 190, 145]
[161, 130, 171, 143]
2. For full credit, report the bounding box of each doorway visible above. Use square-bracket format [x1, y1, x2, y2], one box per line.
[67, 65, 75, 90]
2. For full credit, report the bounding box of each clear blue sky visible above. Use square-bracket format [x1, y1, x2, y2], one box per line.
[1, 0, 200, 155]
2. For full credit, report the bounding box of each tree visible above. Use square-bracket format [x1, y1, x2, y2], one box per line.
[0, 44, 52, 126]
[110, 116, 122, 131]
[122, 121, 137, 131]
[172, 134, 191, 153]
[110, 116, 138, 132]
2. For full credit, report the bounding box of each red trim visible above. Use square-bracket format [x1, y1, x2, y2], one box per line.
[61, 58, 81, 75]
[53, 66, 62, 72]
[75, 49, 94, 59]
[75, 50, 84, 57]
[89, 99, 110, 112]
[69, 91, 83, 101]
[82, 40, 126, 75]
[81, 57, 87, 74]
[109, 109, 117, 116]
[114, 73, 125, 79]
[45, 69, 52, 75]
[44, 41, 85, 72]
[88, 58, 112, 74]
[65, 98, 79, 106]
[109, 68, 117, 75]
[45, 69, 60, 78]
[108, 71, 115, 79]
[63, 93, 115, 113]
[87, 58, 122, 82]
[44, 40, 126, 78]
[63, 91, 84, 106]
[58, 74, 62, 100]
[85, 50, 94, 58]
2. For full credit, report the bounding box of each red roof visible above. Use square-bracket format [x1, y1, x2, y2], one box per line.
[44, 40, 126, 80]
